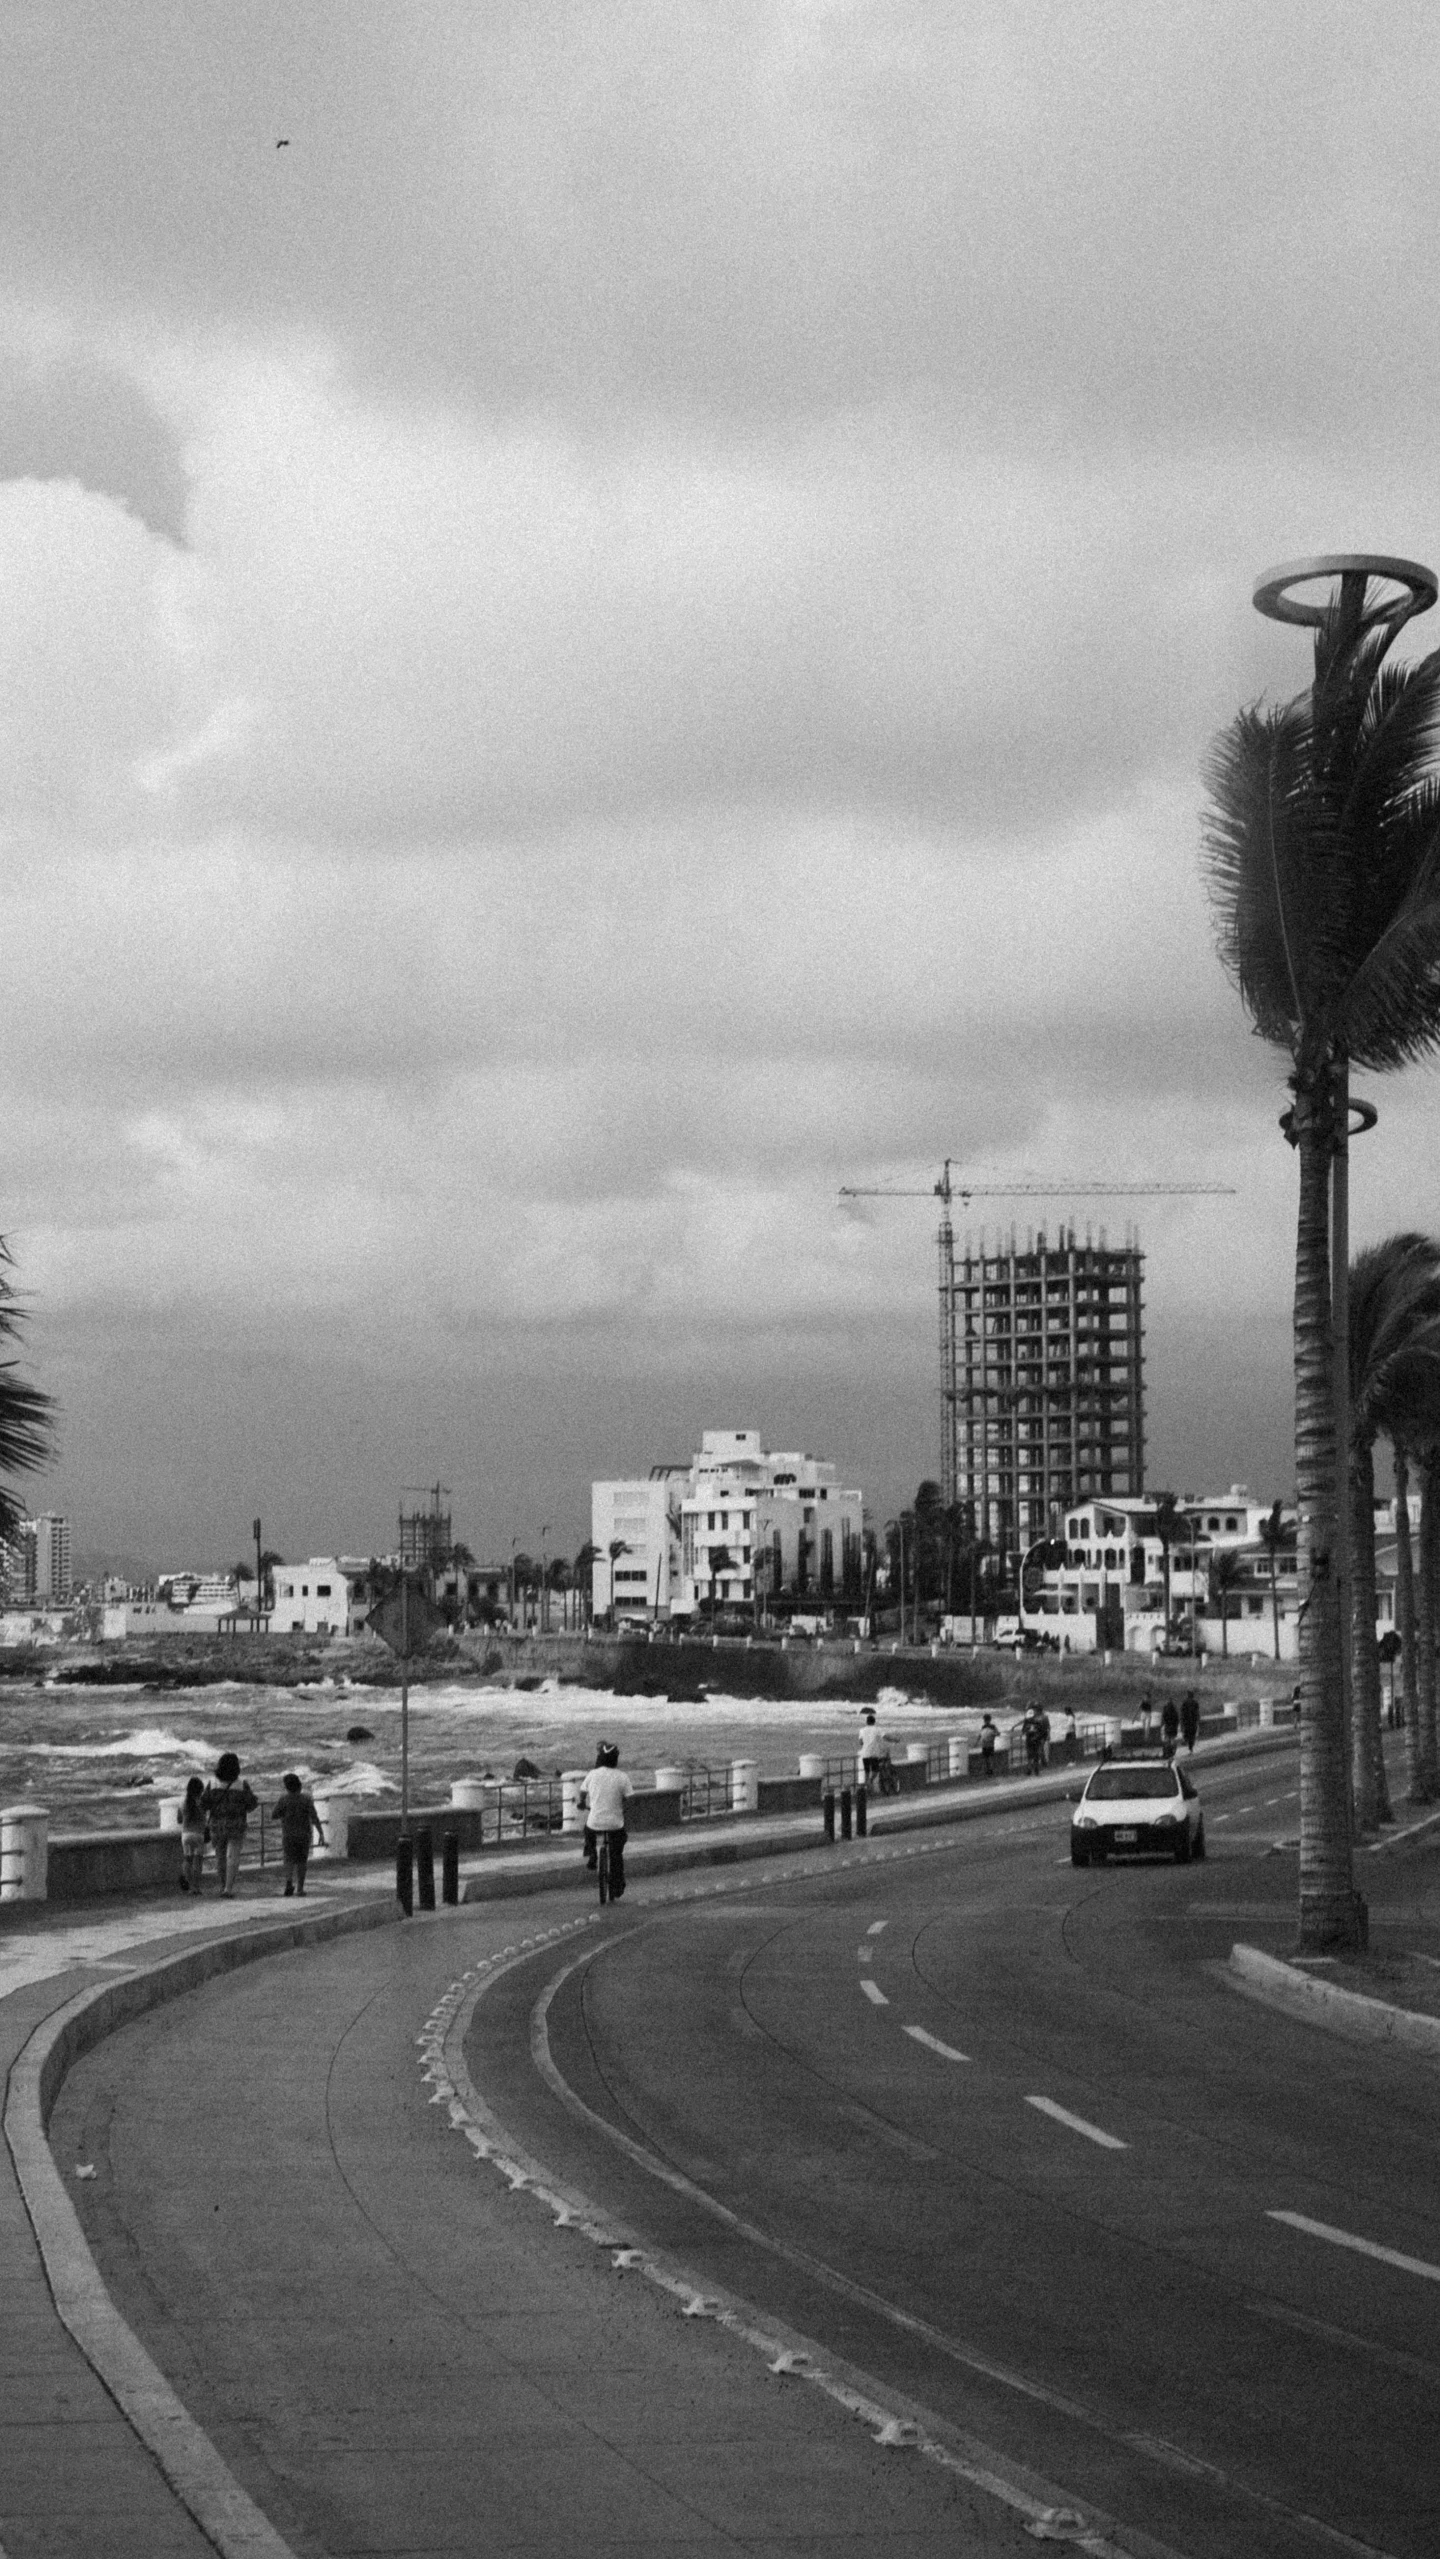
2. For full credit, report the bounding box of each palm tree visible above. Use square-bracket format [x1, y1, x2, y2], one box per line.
[605, 1538, 630, 1623]
[1348, 1234, 1440, 1828]
[573, 1541, 601, 1628]
[1257, 1500, 1288, 1664]
[1151, 1492, 1182, 1644]
[1203, 572, 1440, 1949]
[1390, 1441, 1424, 1796]
[1208, 1548, 1246, 1659]
[0, 1241, 55, 1541]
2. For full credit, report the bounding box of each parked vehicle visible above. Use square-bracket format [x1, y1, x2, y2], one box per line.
[1070, 1759, 1205, 1865]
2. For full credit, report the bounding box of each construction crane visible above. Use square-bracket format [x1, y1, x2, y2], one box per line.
[840, 1161, 1236, 1544]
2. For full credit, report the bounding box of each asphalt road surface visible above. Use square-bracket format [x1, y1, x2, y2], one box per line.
[470, 1751, 1440, 2559]
[50, 1746, 1440, 2559]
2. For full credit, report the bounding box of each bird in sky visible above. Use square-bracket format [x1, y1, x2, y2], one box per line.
[276, 137, 289, 149]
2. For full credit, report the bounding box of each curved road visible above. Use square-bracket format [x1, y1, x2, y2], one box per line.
[50, 1748, 1440, 2559]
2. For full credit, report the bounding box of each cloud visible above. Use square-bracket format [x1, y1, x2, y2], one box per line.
[4, 3, 1440, 1561]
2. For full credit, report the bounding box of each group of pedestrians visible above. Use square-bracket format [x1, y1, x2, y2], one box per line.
[177, 1753, 326, 1900]
[1138, 1689, 1202, 1760]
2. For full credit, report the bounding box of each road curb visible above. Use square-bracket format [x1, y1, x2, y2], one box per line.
[3, 1891, 398, 2559]
[458, 1727, 1299, 1902]
[1228, 1942, 1440, 2059]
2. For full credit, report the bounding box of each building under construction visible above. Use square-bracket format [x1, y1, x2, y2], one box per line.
[942, 1226, 1145, 1560]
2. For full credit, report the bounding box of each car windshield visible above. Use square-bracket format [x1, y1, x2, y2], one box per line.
[1086, 1767, 1179, 1801]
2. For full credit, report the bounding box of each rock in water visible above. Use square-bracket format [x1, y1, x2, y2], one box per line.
[512, 1755, 542, 1780]
[345, 1724, 374, 1743]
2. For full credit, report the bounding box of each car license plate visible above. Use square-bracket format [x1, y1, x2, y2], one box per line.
[1114, 1827, 1137, 1843]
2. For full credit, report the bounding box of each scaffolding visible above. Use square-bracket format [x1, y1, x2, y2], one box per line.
[941, 1226, 1145, 1558]
[399, 1483, 452, 1574]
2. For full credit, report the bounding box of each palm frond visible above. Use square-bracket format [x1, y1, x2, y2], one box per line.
[1200, 696, 1322, 1048]
[1337, 806, 1440, 1069]
[0, 1238, 57, 1528]
[1350, 1233, 1440, 1433]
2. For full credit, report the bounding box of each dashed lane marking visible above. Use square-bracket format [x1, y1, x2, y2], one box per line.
[857, 1946, 872, 1964]
[867, 1921, 887, 1935]
[1026, 2096, 1127, 2152]
[1267, 2212, 1440, 2283]
[859, 1978, 889, 2007]
[903, 2025, 969, 2063]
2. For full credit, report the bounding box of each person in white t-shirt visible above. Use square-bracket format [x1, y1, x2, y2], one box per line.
[580, 1742, 634, 1898]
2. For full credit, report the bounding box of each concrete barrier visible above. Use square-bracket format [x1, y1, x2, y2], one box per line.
[757, 1775, 823, 1815]
[45, 1827, 179, 1902]
[654, 1764, 686, 1795]
[731, 1758, 758, 1813]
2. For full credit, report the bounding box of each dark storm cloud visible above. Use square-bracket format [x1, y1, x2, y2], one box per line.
[0, 352, 187, 541]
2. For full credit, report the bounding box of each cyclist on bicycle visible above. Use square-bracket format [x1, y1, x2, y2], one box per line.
[580, 1742, 633, 1898]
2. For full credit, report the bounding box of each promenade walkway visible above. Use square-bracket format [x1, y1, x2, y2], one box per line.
[0, 1723, 1341, 2559]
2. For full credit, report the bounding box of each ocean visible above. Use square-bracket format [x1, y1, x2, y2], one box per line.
[0, 1675, 984, 1833]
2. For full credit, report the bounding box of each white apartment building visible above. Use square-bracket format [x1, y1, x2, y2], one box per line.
[592, 1429, 864, 1623]
[271, 1558, 355, 1636]
[1018, 1491, 1302, 1657]
[591, 1471, 686, 1619]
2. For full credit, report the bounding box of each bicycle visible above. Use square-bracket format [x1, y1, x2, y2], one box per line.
[596, 1831, 612, 1905]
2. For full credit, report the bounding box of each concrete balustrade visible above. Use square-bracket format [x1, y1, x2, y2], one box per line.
[731, 1758, 758, 1813]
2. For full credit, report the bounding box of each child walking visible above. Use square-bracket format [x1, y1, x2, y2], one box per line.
[272, 1773, 326, 1897]
[178, 1775, 207, 1894]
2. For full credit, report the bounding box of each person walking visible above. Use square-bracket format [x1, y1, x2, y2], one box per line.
[1022, 1704, 1044, 1777]
[202, 1753, 258, 1899]
[580, 1741, 633, 1898]
[271, 1773, 326, 1896]
[178, 1775, 207, 1894]
[1140, 1693, 1155, 1745]
[1180, 1689, 1201, 1755]
[1160, 1697, 1180, 1762]
[978, 1713, 999, 1778]
[857, 1710, 886, 1789]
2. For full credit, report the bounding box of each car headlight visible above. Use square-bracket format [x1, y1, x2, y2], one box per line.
[1154, 1813, 1179, 1827]
[1075, 1810, 1096, 1826]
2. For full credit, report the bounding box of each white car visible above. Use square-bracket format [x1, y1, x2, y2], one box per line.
[1070, 1758, 1205, 1865]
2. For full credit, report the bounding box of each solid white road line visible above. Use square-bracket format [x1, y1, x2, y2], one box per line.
[860, 1978, 889, 2007]
[903, 2025, 969, 2063]
[867, 1921, 887, 1935]
[1267, 2211, 1440, 2283]
[1025, 2095, 1127, 2151]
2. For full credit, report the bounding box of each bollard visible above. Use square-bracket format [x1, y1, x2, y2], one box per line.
[840, 1786, 852, 1840]
[1355, 1892, 1370, 1952]
[396, 1835, 414, 1916]
[855, 1784, 867, 1837]
[416, 1827, 436, 1912]
[823, 1789, 835, 1843]
[442, 1831, 459, 1905]
[1, 1804, 49, 1902]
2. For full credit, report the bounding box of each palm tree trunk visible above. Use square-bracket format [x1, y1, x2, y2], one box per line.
[1294, 1121, 1358, 1950]
[1349, 1438, 1389, 1829]
[1420, 1454, 1440, 1797]
[1394, 1442, 1427, 1802]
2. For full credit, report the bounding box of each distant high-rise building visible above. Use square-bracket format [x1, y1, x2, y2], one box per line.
[19, 1513, 72, 1602]
[943, 1230, 1145, 1560]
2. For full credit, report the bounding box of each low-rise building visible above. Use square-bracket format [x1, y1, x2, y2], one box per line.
[270, 1559, 355, 1636]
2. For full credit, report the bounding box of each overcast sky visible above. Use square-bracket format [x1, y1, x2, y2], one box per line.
[5, 1, 1440, 1570]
